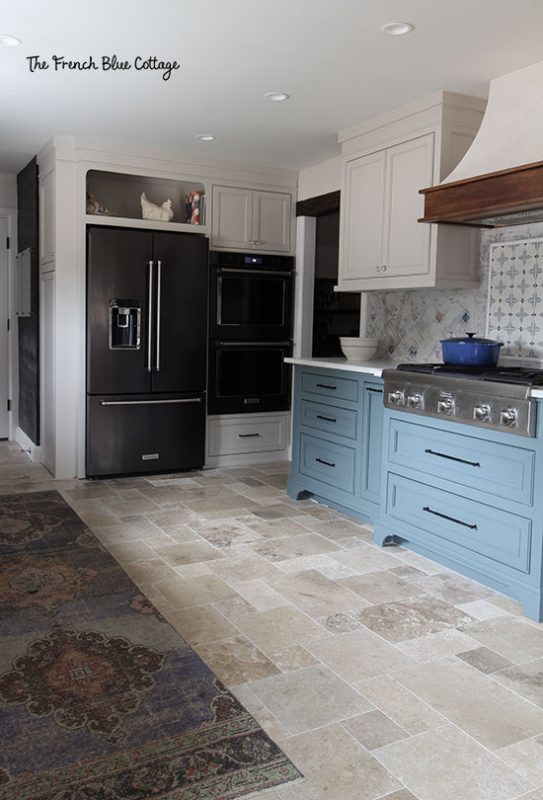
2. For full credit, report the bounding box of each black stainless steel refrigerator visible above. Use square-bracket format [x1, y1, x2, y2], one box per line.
[86, 225, 208, 477]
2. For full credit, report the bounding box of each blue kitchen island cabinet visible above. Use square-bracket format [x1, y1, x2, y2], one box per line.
[374, 404, 543, 622]
[287, 363, 384, 524]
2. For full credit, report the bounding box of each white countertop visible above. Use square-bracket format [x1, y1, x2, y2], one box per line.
[284, 356, 394, 377]
[285, 357, 543, 399]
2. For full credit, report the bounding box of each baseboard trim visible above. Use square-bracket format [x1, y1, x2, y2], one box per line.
[15, 426, 42, 463]
[205, 450, 289, 468]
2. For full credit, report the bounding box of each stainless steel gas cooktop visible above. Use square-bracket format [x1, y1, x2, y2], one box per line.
[383, 364, 543, 437]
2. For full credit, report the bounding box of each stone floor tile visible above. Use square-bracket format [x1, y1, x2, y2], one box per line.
[493, 659, 543, 707]
[410, 572, 492, 604]
[394, 658, 543, 749]
[355, 595, 475, 642]
[154, 574, 237, 607]
[394, 628, 480, 663]
[268, 569, 369, 618]
[106, 541, 156, 563]
[208, 554, 281, 583]
[342, 710, 408, 750]
[456, 645, 514, 674]
[462, 616, 543, 664]
[229, 578, 290, 611]
[123, 558, 178, 584]
[252, 533, 341, 563]
[250, 666, 372, 735]
[340, 570, 426, 605]
[152, 540, 225, 566]
[330, 545, 403, 574]
[318, 611, 360, 634]
[167, 604, 238, 646]
[307, 628, 416, 682]
[197, 635, 280, 686]
[375, 724, 531, 800]
[497, 735, 543, 788]
[456, 599, 512, 620]
[276, 553, 357, 579]
[379, 791, 419, 800]
[224, 605, 327, 653]
[354, 675, 447, 735]
[277, 724, 400, 800]
[266, 646, 318, 672]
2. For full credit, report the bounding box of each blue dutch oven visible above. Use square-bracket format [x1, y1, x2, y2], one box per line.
[440, 332, 504, 366]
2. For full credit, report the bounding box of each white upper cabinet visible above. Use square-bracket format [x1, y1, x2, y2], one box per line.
[212, 185, 292, 253]
[337, 91, 486, 291]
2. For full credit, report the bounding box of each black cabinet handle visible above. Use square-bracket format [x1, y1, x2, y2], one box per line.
[316, 457, 335, 468]
[316, 383, 336, 390]
[423, 506, 478, 530]
[238, 433, 261, 438]
[424, 448, 480, 468]
[316, 414, 337, 423]
[367, 387, 383, 394]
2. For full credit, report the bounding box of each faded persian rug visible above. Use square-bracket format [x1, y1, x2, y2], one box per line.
[0, 490, 301, 800]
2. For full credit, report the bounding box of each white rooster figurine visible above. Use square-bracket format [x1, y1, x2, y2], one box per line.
[140, 192, 174, 222]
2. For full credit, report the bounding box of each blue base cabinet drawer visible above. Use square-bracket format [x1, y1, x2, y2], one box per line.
[301, 371, 359, 402]
[301, 399, 357, 440]
[387, 473, 532, 573]
[299, 433, 356, 494]
[389, 417, 535, 506]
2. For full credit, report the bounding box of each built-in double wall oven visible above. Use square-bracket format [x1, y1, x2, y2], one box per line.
[208, 250, 294, 414]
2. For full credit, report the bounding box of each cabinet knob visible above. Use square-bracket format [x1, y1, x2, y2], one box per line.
[382, 265, 387, 272]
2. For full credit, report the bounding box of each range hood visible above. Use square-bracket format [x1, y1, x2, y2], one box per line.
[420, 60, 543, 228]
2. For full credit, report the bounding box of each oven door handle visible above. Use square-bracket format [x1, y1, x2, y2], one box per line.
[216, 267, 294, 277]
[217, 341, 292, 347]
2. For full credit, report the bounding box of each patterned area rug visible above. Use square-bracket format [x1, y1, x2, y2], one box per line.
[0, 490, 302, 799]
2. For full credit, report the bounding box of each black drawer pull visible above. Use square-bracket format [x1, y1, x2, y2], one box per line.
[423, 506, 478, 530]
[367, 387, 383, 394]
[316, 383, 336, 390]
[316, 414, 337, 423]
[238, 433, 261, 438]
[316, 457, 335, 468]
[424, 449, 480, 468]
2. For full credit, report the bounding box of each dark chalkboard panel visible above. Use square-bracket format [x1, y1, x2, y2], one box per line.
[17, 157, 39, 445]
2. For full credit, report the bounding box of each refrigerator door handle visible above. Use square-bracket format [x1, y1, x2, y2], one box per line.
[147, 260, 154, 372]
[99, 397, 203, 406]
[156, 259, 162, 372]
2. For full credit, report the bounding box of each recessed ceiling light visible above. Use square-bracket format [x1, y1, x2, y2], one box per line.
[0, 33, 22, 46]
[196, 134, 215, 141]
[264, 91, 290, 102]
[380, 22, 414, 36]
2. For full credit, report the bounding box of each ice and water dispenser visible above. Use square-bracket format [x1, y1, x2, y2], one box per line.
[109, 299, 141, 349]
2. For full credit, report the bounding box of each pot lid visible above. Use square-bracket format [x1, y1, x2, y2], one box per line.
[440, 332, 503, 345]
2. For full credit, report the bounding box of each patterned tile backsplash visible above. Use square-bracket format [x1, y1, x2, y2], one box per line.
[365, 222, 543, 363]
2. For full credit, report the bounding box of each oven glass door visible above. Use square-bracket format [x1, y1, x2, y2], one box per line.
[208, 342, 291, 414]
[211, 268, 293, 339]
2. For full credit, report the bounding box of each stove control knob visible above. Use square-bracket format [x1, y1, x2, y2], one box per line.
[473, 403, 491, 422]
[388, 390, 405, 406]
[406, 393, 424, 409]
[500, 407, 518, 427]
[437, 397, 455, 415]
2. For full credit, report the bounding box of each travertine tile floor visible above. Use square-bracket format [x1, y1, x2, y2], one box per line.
[3, 439, 543, 799]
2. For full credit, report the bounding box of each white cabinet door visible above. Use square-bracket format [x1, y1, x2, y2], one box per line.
[339, 150, 386, 284]
[253, 191, 291, 252]
[211, 186, 252, 249]
[384, 134, 434, 278]
[39, 170, 55, 268]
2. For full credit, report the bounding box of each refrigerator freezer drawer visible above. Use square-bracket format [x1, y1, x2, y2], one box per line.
[86, 394, 205, 477]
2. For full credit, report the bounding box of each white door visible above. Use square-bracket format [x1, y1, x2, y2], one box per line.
[211, 186, 252, 249]
[384, 133, 434, 278]
[338, 150, 386, 284]
[0, 219, 9, 438]
[252, 191, 291, 252]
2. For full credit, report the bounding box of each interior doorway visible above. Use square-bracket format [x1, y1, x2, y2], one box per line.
[0, 217, 9, 438]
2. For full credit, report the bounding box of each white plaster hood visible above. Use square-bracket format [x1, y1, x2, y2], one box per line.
[420, 59, 543, 227]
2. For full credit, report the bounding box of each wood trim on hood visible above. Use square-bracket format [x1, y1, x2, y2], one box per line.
[419, 160, 543, 228]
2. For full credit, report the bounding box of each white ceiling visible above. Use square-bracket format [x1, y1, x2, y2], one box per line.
[1, 0, 543, 174]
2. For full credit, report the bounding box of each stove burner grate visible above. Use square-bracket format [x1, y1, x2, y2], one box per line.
[397, 363, 543, 386]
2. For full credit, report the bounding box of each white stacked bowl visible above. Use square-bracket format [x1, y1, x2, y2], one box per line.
[339, 336, 378, 361]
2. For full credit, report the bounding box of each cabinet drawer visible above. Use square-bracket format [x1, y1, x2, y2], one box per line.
[388, 417, 535, 506]
[301, 399, 357, 440]
[387, 473, 531, 573]
[301, 371, 358, 402]
[299, 433, 356, 493]
[207, 414, 287, 456]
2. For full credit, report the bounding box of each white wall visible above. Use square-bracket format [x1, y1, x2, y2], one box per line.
[298, 155, 341, 201]
[0, 174, 17, 208]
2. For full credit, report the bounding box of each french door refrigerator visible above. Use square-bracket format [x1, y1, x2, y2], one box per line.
[86, 225, 208, 477]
